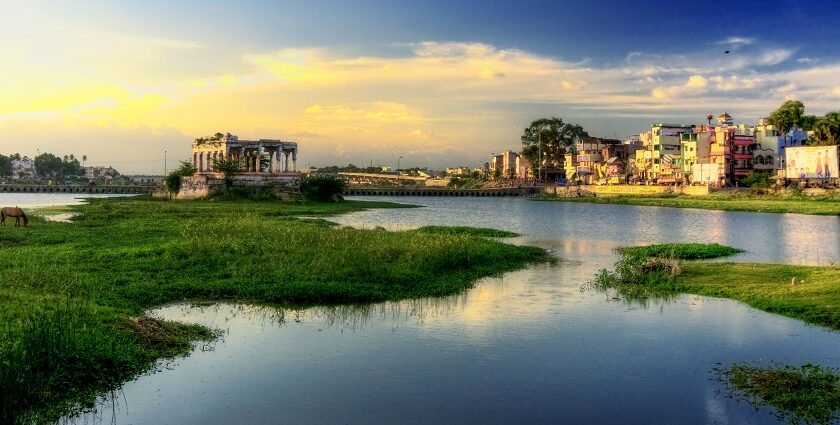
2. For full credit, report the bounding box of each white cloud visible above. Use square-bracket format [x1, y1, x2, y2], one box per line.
[716, 36, 755, 46]
[756, 49, 794, 66]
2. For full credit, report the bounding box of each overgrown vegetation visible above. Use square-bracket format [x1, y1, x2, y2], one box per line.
[300, 175, 346, 201]
[415, 226, 519, 237]
[163, 161, 197, 196]
[590, 243, 743, 299]
[715, 363, 840, 425]
[741, 171, 775, 188]
[0, 197, 548, 423]
[618, 243, 743, 260]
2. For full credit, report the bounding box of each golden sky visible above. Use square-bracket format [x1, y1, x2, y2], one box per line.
[2, 2, 839, 173]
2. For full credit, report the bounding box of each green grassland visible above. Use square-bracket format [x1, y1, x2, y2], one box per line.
[0, 197, 549, 423]
[541, 191, 840, 215]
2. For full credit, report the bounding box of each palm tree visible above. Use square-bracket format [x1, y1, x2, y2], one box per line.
[82, 155, 87, 166]
[813, 112, 840, 145]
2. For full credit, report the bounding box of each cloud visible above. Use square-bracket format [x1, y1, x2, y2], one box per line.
[834, 86, 840, 97]
[716, 36, 755, 47]
[797, 57, 820, 64]
[651, 75, 708, 99]
[756, 49, 794, 66]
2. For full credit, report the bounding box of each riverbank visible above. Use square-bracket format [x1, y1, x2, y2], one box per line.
[0, 197, 549, 423]
[540, 191, 840, 215]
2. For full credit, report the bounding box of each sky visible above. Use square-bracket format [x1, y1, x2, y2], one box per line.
[2, 0, 839, 173]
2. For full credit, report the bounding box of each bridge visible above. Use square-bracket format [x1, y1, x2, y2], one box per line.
[0, 184, 156, 194]
[343, 187, 541, 197]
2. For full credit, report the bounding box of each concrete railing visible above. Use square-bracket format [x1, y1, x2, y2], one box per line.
[0, 185, 155, 194]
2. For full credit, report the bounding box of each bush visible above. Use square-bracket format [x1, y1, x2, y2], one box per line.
[301, 176, 346, 202]
[741, 172, 774, 188]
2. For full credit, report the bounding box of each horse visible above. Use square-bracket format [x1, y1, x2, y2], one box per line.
[1, 207, 29, 227]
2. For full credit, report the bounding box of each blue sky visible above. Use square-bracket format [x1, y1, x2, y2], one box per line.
[2, 0, 839, 172]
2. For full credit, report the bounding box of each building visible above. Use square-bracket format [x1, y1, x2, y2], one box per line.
[753, 118, 809, 170]
[635, 123, 692, 182]
[84, 166, 118, 180]
[515, 156, 532, 180]
[489, 150, 518, 179]
[127, 175, 164, 185]
[707, 113, 756, 185]
[564, 137, 621, 184]
[680, 126, 713, 183]
[446, 166, 472, 176]
[192, 132, 298, 174]
[11, 159, 35, 179]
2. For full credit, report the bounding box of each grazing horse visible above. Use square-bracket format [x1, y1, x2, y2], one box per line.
[1, 207, 29, 227]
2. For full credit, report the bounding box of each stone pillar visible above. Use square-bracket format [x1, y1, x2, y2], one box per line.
[269, 150, 275, 173]
[284, 151, 290, 173]
[292, 150, 297, 172]
[193, 153, 197, 170]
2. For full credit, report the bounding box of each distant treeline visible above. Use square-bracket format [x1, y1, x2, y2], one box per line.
[0, 152, 89, 178]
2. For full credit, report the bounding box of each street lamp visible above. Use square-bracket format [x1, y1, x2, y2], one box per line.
[397, 156, 403, 187]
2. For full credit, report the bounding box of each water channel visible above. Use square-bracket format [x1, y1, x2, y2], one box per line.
[50, 195, 840, 424]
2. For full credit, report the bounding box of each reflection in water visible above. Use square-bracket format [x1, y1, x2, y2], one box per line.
[64, 197, 840, 425]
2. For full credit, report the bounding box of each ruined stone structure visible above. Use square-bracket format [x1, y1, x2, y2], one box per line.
[192, 133, 298, 174]
[179, 133, 300, 199]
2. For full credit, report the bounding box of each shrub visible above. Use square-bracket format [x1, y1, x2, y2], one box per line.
[300, 176, 346, 202]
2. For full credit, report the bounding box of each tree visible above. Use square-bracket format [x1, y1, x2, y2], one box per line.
[211, 157, 242, 188]
[812, 112, 840, 145]
[801, 115, 820, 131]
[300, 175, 346, 202]
[767, 100, 805, 134]
[163, 161, 197, 197]
[520, 117, 589, 175]
[0, 154, 11, 177]
[82, 155, 87, 167]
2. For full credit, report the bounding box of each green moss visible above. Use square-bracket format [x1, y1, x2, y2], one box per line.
[1, 197, 548, 423]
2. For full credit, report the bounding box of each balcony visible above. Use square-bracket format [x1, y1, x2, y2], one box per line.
[732, 138, 755, 146]
[733, 153, 753, 160]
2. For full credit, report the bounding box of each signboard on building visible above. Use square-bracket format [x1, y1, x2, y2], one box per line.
[785, 146, 839, 179]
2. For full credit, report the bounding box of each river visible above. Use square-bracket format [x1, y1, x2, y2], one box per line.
[60, 196, 840, 424]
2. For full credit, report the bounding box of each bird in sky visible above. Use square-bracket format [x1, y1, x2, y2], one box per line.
[724, 50, 731, 54]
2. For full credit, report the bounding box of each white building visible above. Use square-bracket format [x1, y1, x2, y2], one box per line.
[11, 159, 35, 179]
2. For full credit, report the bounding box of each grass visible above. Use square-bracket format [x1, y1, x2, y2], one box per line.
[591, 243, 840, 330]
[618, 243, 744, 260]
[415, 225, 519, 237]
[0, 196, 549, 423]
[540, 191, 840, 216]
[715, 363, 840, 425]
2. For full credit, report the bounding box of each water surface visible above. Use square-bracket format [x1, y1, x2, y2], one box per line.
[65, 197, 840, 424]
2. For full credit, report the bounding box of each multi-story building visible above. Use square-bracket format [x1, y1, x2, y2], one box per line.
[753, 118, 809, 171]
[489, 150, 518, 179]
[568, 137, 621, 184]
[680, 126, 713, 183]
[635, 123, 692, 182]
[707, 113, 756, 185]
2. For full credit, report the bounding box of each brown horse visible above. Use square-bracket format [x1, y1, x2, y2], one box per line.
[1, 207, 29, 227]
